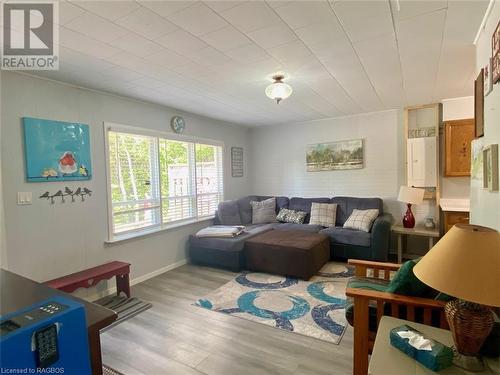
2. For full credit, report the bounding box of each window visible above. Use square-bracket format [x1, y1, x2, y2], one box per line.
[106, 124, 223, 240]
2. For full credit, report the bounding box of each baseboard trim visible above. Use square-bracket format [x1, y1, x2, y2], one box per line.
[87, 259, 188, 302]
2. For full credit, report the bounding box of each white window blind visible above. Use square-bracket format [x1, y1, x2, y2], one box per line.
[106, 126, 224, 240]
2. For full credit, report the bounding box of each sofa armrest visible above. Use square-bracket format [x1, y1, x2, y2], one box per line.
[370, 213, 392, 261]
[213, 210, 221, 225]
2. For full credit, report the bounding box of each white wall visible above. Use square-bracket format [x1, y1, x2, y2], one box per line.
[249, 110, 431, 223]
[0, 70, 7, 269]
[440, 96, 474, 199]
[470, 1, 500, 230]
[0, 72, 252, 293]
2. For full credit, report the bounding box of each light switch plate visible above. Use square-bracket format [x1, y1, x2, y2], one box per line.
[17, 192, 32, 205]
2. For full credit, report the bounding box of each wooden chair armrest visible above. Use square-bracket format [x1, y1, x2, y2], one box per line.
[348, 259, 401, 270]
[346, 288, 446, 308]
[348, 259, 401, 279]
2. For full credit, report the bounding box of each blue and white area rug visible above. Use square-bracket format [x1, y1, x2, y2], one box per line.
[194, 262, 353, 345]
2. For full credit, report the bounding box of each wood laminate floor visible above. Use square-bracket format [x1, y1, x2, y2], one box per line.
[101, 264, 353, 375]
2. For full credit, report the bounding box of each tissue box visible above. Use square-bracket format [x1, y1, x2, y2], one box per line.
[390, 325, 454, 372]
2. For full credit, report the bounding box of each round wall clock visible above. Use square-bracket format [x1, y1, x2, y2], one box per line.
[171, 115, 185, 133]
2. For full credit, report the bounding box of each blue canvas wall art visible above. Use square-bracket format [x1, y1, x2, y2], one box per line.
[23, 117, 92, 182]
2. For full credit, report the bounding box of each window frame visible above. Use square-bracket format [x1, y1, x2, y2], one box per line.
[104, 122, 224, 242]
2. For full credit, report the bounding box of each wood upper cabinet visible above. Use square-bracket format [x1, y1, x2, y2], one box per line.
[444, 119, 474, 176]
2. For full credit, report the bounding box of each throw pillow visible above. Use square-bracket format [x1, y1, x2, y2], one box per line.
[250, 198, 276, 224]
[386, 260, 432, 297]
[285, 210, 307, 224]
[276, 208, 292, 222]
[309, 203, 337, 227]
[343, 209, 379, 232]
[276, 208, 307, 224]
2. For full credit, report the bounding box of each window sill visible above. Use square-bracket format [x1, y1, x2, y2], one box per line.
[105, 216, 215, 244]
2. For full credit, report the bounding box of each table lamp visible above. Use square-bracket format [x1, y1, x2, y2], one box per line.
[413, 224, 500, 371]
[397, 186, 424, 228]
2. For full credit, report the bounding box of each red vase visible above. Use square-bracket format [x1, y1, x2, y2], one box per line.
[403, 203, 415, 228]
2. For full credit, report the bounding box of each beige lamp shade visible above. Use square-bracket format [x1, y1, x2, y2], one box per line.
[397, 186, 424, 205]
[413, 224, 500, 307]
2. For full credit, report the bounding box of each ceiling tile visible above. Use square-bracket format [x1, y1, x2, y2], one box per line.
[276, 1, 335, 29]
[69, 1, 140, 21]
[116, 7, 178, 40]
[247, 23, 297, 49]
[59, 46, 116, 72]
[225, 44, 271, 63]
[156, 29, 208, 54]
[331, 0, 394, 42]
[131, 76, 168, 89]
[267, 40, 312, 66]
[391, 0, 447, 21]
[294, 21, 344, 46]
[166, 2, 228, 36]
[220, 2, 282, 33]
[64, 12, 129, 43]
[59, 2, 85, 25]
[110, 33, 161, 57]
[145, 49, 191, 69]
[182, 47, 230, 67]
[201, 25, 251, 51]
[204, 1, 241, 13]
[60, 27, 121, 58]
[139, 1, 197, 17]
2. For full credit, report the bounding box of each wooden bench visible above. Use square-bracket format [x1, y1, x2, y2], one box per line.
[45, 261, 131, 298]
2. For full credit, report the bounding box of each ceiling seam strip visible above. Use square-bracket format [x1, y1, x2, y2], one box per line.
[388, 0, 409, 106]
[430, 2, 449, 103]
[327, 1, 385, 110]
[264, 0, 357, 116]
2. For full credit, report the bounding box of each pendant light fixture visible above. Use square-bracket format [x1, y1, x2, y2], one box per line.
[265, 74, 293, 104]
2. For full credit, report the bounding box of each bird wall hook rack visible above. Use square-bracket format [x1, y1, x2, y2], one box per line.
[39, 187, 92, 204]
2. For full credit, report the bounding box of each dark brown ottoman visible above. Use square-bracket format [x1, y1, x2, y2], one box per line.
[244, 230, 330, 280]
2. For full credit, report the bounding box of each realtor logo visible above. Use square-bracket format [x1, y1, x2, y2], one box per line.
[1, 1, 59, 70]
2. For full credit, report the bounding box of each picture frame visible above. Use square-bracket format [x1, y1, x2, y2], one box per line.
[493, 20, 500, 84]
[484, 59, 493, 96]
[23, 117, 92, 182]
[306, 139, 364, 172]
[231, 147, 244, 177]
[474, 69, 484, 138]
[482, 144, 499, 191]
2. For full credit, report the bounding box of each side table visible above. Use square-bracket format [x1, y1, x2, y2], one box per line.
[369, 316, 499, 375]
[391, 225, 440, 263]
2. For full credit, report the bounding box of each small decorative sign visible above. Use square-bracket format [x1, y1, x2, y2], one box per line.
[231, 147, 244, 177]
[483, 144, 499, 191]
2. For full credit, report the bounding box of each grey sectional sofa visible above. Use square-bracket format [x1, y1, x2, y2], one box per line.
[189, 195, 392, 272]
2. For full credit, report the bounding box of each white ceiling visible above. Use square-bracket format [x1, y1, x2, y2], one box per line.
[20, 0, 489, 126]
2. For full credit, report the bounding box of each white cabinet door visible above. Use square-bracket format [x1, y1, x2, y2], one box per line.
[407, 137, 437, 187]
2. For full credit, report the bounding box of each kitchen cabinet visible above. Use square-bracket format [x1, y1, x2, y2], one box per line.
[443, 211, 469, 233]
[407, 137, 437, 187]
[444, 119, 475, 176]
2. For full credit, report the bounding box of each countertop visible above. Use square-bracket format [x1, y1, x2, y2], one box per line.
[440, 198, 470, 212]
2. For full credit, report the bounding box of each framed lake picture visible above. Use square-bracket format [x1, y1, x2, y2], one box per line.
[23, 117, 92, 182]
[306, 139, 364, 172]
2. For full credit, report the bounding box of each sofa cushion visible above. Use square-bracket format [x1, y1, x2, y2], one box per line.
[343, 209, 379, 232]
[272, 223, 324, 232]
[289, 197, 331, 223]
[319, 227, 371, 247]
[331, 197, 383, 226]
[190, 224, 273, 252]
[251, 198, 277, 224]
[217, 200, 242, 225]
[309, 203, 337, 227]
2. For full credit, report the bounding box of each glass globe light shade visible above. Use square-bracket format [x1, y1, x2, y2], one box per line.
[265, 81, 293, 103]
